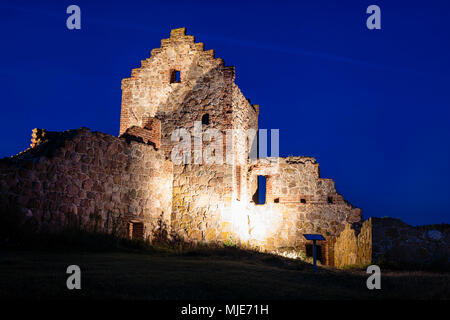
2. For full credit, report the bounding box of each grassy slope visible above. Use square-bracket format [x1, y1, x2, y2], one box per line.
[0, 249, 448, 300]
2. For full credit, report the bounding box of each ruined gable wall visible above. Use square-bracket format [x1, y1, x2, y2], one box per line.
[120, 28, 235, 155]
[0, 128, 172, 239]
[120, 28, 239, 243]
[21, 27, 364, 260]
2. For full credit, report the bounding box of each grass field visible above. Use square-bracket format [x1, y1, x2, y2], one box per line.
[0, 247, 448, 300]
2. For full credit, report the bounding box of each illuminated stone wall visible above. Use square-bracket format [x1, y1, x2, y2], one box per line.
[228, 157, 362, 264]
[0, 128, 172, 239]
[117, 28, 363, 262]
[119, 28, 260, 244]
[120, 27, 236, 156]
[334, 220, 372, 268]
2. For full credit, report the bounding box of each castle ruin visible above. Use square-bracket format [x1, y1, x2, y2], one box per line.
[118, 27, 362, 264]
[3, 28, 445, 268]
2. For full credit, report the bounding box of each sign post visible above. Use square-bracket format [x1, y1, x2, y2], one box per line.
[303, 234, 326, 272]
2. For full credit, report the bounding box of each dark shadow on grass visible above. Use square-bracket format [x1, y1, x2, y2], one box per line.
[0, 225, 316, 273]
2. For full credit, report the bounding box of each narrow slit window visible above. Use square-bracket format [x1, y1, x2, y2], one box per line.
[257, 175, 267, 204]
[327, 196, 333, 204]
[170, 70, 181, 83]
[235, 165, 241, 201]
[201, 113, 210, 125]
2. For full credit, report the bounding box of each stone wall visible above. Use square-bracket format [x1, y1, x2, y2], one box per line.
[0, 128, 172, 240]
[235, 157, 362, 264]
[119, 27, 236, 157]
[2, 27, 446, 271]
[371, 217, 450, 269]
[334, 217, 450, 269]
[334, 220, 372, 268]
[121, 116, 161, 149]
[119, 27, 260, 246]
[171, 163, 233, 243]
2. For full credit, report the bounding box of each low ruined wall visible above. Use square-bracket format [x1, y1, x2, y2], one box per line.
[334, 220, 372, 268]
[238, 157, 362, 264]
[0, 128, 172, 239]
[371, 218, 450, 269]
[334, 217, 450, 269]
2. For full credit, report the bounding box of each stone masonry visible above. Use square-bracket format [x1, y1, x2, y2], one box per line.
[0, 128, 172, 240]
[117, 28, 363, 265]
[334, 218, 450, 269]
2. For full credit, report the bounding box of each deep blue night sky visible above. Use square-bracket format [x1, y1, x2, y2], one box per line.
[0, 1, 449, 226]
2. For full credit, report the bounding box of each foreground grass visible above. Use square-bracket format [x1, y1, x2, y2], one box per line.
[0, 249, 448, 300]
